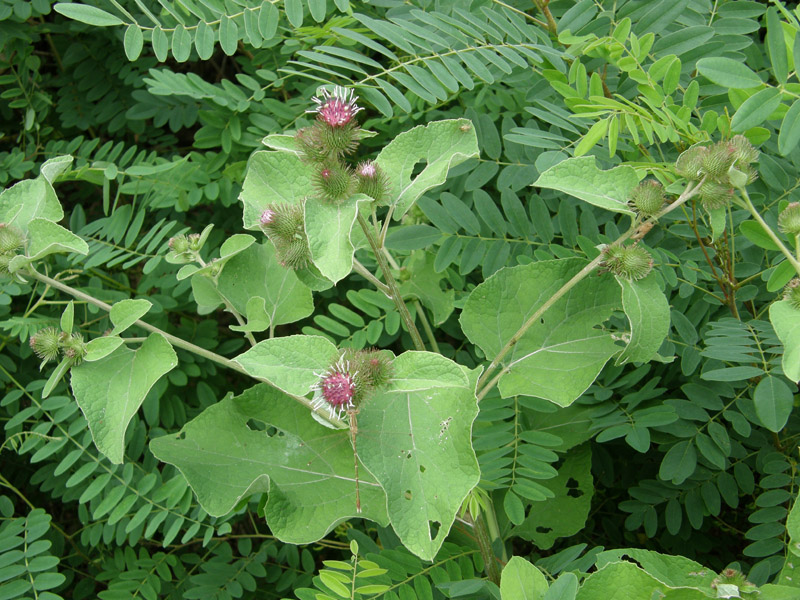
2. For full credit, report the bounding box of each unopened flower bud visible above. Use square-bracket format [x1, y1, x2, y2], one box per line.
[168, 235, 190, 254]
[259, 203, 311, 270]
[729, 134, 759, 165]
[0, 253, 13, 276]
[675, 146, 707, 181]
[314, 163, 355, 203]
[779, 203, 800, 236]
[702, 142, 737, 181]
[699, 180, 734, 210]
[29, 327, 61, 363]
[276, 238, 312, 270]
[629, 180, 665, 217]
[784, 279, 800, 310]
[295, 125, 330, 164]
[0, 223, 24, 254]
[61, 332, 87, 365]
[355, 161, 391, 203]
[347, 348, 393, 393]
[601, 244, 653, 280]
[187, 233, 202, 252]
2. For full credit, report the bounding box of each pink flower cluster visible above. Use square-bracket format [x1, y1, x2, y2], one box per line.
[308, 86, 363, 127]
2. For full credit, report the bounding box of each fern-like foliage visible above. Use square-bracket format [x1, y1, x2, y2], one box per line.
[284, 5, 564, 116]
[0, 499, 67, 600]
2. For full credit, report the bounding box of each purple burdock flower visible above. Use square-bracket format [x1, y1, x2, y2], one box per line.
[357, 161, 377, 178]
[260, 208, 275, 227]
[312, 358, 357, 419]
[308, 86, 363, 128]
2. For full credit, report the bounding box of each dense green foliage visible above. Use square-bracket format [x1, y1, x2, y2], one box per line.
[3, 1, 800, 599]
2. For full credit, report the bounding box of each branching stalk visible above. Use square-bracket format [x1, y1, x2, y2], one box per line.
[352, 258, 392, 296]
[25, 268, 345, 428]
[738, 187, 800, 276]
[357, 213, 425, 351]
[476, 179, 705, 400]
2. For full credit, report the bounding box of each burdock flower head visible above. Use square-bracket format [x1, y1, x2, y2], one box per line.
[312, 356, 358, 419]
[312, 349, 393, 419]
[302, 86, 362, 157]
[309, 85, 363, 128]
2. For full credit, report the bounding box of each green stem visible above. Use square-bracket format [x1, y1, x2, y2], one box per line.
[357, 214, 425, 351]
[194, 254, 256, 347]
[24, 268, 345, 428]
[414, 301, 440, 353]
[483, 499, 507, 563]
[472, 512, 501, 585]
[475, 179, 704, 400]
[532, 0, 558, 36]
[352, 258, 392, 296]
[738, 187, 800, 276]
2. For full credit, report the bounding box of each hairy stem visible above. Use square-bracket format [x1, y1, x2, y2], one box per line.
[357, 214, 425, 351]
[471, 511, 502, 585]
[381, 249, 440, 352]
[414, 301, 440, 353]
[532, 0, 558, 36]
[476, 179, 704, 400]
[352, 258, 392, 296]
[738, 187, 800, 276]
[25, 268, 345, 427]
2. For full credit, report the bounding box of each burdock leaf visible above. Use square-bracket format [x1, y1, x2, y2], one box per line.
[239, 151, 315, 230]
[233, 335, 338, 396]
[150, 384, 389, 542]
[376, 119, 478, 219]
[460, 259, 622, 406]
[71, 333, 177, 464]
[357, 351, 480, 561]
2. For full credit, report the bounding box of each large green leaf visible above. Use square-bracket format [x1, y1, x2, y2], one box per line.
[514, 444, 593, 548]
[575, 561, 706, 600]
[616, 273, 670, 364]
[233, 335, 338, 397]
[356, 351, 480, 561]
[191, 242, 313, 330]
[0, 161, 69, 232]
[399, 251, 455, 326]
[109, 299, 152, 335]
[595, 549, 717, 591]
[71, 333, 177, 464]
[500, 557, 548, 600]
[730, 88, 782, 132]
[217, 242, 313, 328]
[769, 300, 800, 382]
[460, 259, 622, 405]
[239, 151, 315, 230]
[376, 119, 479, 218]
[305, 195, 364, 283]
[24, 218, 89, 261]
[150, 384, 389, 542]
[54, 3, 124, 26]
[533, 156, 638, 216]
